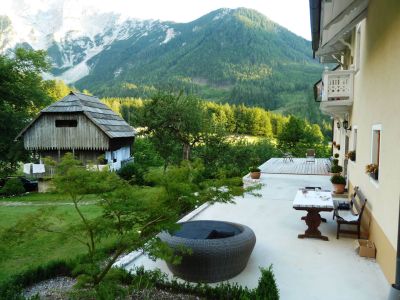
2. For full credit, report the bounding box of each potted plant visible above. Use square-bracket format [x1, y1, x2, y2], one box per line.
[346, 151, 356, 161]
[249, 166, 261, 179]
[332, 153, 339, 166]
[365, 164, 379, 180]
[330, 175, 346, 194]
[330, 164, 343, 175]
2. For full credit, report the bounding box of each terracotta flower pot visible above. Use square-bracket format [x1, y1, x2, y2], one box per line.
[333, 183, 345, 194]
[250, 171, 261, 179]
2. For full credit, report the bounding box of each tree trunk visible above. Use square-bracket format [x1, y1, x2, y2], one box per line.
[183, 143, 190, 160]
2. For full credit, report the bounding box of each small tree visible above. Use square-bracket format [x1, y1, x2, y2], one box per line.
[139, 92, 211, 163]
[0, 154, 253, 291]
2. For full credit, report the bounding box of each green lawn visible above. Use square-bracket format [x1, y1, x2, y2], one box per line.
[0, 198, 104, 284]
[0, 192, 99, 203]
[0, 188, 164, 285]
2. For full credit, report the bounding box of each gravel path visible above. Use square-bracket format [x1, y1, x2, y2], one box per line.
[23, 277, 76, 299]
[23, 277, 203, 299]
[131, 288, 203, 299]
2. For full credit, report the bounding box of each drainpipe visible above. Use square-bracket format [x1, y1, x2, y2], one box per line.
[388, 196, 400, 299]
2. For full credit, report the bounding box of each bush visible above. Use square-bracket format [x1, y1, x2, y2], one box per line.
[0, 178, 25, 196]
[249, 167, 261, 172]
[330, 165, 343, 174]
[255, 266, 279, 300]
[0, 260, 73, 300]
[194, 138, 278, 179]
[334, 153, 339, 158]
[117, 163, 137, 182]
[128, 265, 279, 299]
[330, 175, 346, 184]
[332, 159, 339, 166]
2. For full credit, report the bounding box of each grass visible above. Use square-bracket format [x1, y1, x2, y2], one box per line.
[0, 192, 99, 203]
[0, 188, 165, 285]
[0, 197, 104, 284]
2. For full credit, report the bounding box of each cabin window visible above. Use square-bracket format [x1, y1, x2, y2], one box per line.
[55, 120, 78, 127]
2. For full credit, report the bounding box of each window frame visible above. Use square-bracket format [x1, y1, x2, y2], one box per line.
[369, 124, 382, 186]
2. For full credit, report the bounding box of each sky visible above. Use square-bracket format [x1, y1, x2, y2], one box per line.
[2, 0, 312, 40]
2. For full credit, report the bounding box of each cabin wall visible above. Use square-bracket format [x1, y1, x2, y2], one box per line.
[24, 113, 110, 150]
[105, 145, 131, 171]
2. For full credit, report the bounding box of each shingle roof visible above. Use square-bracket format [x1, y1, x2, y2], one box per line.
[17, 91, 135, 139]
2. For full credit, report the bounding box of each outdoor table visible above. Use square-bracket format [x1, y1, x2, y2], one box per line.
[293, 189, 333, 241]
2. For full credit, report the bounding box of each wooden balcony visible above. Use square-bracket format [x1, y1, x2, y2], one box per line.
[316, 69, 355, 119]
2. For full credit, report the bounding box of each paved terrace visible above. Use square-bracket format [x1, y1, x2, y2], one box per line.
[120, 159, 389, 300]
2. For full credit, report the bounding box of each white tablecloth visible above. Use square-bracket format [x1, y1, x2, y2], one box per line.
[293, 190, 334, 209]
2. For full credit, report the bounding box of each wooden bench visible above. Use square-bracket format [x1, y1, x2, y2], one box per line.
[333, 186, 367, 239]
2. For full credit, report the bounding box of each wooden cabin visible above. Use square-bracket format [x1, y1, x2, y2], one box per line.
[16, 91, 135, 170]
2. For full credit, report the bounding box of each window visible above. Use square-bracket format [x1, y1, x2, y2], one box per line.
[55, 119, 78, 127]
[370, 124, 381, 181]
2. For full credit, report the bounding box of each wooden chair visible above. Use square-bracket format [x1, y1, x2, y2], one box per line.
[333, 186, 367, 239]
[306, 149, 316, 163]
[279, 149, 294, 162]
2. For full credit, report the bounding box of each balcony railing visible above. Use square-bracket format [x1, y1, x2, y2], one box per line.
[314, 69, 355, 118]
[314, 69, 355, 102]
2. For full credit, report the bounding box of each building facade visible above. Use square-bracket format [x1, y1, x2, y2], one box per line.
[17, 91, 135, 171]
[310, 0, 400, 283]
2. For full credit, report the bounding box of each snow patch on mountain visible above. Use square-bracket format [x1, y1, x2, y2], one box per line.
[213, 8, 232, 21]
[160, 28, 176, 44]
[114, 67, 123, 78]
[58, 60, 91, 83]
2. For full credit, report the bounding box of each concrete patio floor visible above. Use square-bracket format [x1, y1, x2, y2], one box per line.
[122, 172, 390, 299]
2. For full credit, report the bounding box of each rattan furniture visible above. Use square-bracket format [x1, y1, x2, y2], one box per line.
[159, 220, 256, 283]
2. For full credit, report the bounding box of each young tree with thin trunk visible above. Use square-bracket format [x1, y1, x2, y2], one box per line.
[140, 92, 210, 163]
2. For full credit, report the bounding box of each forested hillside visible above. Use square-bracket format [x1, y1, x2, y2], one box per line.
[2, 7, 326, 123]
[74, 8, 324, 123]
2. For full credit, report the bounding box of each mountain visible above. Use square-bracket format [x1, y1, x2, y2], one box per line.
[1, 5, 324, 120]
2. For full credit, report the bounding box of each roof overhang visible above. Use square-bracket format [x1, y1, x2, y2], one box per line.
[310, 0, 369, 61]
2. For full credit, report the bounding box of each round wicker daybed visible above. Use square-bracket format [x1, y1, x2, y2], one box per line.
[159, 220, 256, 283]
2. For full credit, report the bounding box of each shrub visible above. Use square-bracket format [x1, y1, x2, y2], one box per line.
[332, 159, 339, 166]
[255, 266, 279, 300]
[249, 166, 261, 172]
[117, 162, 137, 182]
[0, 178, 25, 196]
[128, 266, 279, 299]
[334, 153, 339, 158]
[0, 259, 74, 300]
[330, 175, 346, 184]
[330, 165, 343, 174]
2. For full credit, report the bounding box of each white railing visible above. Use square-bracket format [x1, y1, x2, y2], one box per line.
[321, 69, 354, 102]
